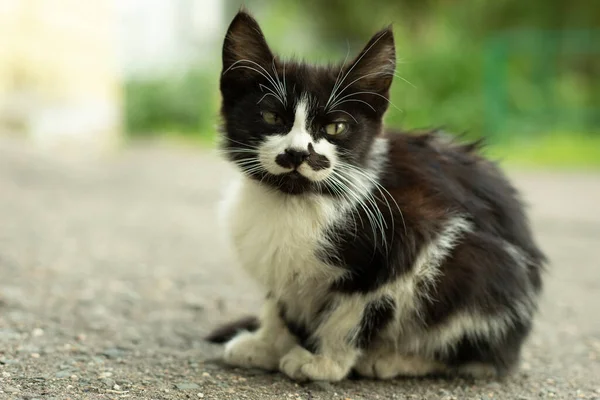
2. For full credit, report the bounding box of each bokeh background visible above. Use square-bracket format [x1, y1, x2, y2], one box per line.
[1, 0, 599, 166]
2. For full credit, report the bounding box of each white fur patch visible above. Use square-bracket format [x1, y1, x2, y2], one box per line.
[280, 345, 350, 382]
[220, 177, 344, 296]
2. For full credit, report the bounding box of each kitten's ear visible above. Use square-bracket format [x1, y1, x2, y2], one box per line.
[346, 27, 396, 94]
[221, 10, 274, 77]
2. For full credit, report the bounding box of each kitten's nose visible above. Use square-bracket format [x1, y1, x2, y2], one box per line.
[276, 148, 310, 169]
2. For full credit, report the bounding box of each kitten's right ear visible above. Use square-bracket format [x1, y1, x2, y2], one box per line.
[221, 11, 274, 78]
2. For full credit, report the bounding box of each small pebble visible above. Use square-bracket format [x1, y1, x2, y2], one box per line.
[201, 372, 211, 377]
[198, 394, 205, 398]
[70, 375, 78, 381]
[31, 353, 40, 358]
[113, 384, 121, 390]
[1, 371, 10, 378]
[32, 328, 44, 337]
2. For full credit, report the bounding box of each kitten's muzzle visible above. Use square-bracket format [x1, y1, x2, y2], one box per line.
[276, 148, 310, 169]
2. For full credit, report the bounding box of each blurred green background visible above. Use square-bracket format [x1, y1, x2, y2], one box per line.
[124, 0, 600, 167]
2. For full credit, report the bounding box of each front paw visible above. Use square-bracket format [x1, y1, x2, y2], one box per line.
[354, 352, 443, 379]
[223, 331, 279, 371]
[279, 346, 349, 382]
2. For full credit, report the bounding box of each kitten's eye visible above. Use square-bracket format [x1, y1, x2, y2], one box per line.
[262, 111, 281, 125]
[324, 122, 348, 136]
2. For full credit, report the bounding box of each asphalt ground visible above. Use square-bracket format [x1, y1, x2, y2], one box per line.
[1, 139, 599, 399]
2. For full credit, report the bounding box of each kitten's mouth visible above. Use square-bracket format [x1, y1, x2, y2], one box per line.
[274, 169, 313, 194]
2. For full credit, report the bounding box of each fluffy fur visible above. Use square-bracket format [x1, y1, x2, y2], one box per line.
[207, 10, 546, 382]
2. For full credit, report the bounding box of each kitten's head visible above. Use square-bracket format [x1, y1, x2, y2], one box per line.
[219, 10, 395, 195]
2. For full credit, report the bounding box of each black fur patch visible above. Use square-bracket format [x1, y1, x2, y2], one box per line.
[356, 296, 395, 349]
[438, 318, 532, 377]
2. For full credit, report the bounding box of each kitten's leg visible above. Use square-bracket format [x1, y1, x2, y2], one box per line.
[224, 299, 296, 371]
[354, 348, 445, 379]
[279, 298, 365, 382]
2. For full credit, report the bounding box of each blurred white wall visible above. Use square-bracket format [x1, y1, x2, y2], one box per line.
[0, 0, 122, 154]
[0, 0, 224, 154]
[116, 0, 224, 78]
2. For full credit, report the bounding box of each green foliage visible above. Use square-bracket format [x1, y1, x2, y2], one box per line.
[122, 0, 600, 166]
[124, 70, 219, 138]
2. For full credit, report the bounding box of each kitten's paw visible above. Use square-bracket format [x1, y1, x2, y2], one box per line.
[223, 331, 279, 371]
[355, 353, 443, 379]
[279, 346, 348, 382]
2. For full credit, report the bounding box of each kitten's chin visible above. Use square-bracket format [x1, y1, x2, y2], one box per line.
[274, 171, 314, 195]
[253, 171, 316, 195]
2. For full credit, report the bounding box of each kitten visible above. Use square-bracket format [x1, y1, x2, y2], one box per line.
[207, 10, 546, 382]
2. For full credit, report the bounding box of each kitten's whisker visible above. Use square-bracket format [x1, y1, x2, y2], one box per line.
[330, 90, 402, 114]
[333, 170, 385, 251]
[257, 92, 280, 105]
[329, 172, 368, 238]
[224, 59, 281, 95]
[258, 84, 285, 106]
[233, 160, 262, 168]
[337, 164, 391, 244]
[338, 170, 389, 251]
[325, 40, 352, 111]
[329, 71, 386, 106]
[325, 176, 360, 238]
[224, 137, 261, 150]
[282, 61, 288, 99]
[337, 162, 407, 236]
[218, 148, 259, 154]
[272, 58, 287, 106]
[225, 59, 285, 105]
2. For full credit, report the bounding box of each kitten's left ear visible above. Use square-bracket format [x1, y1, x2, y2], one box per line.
[221, 10, 274, 78]
[346, 27, 396, 94]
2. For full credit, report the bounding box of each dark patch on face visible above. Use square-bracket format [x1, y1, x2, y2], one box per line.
[306, 143, 331, 171]
[355, 296, 395, 349]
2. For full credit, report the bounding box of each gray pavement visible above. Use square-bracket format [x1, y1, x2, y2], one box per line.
[0, 139, 599, 399]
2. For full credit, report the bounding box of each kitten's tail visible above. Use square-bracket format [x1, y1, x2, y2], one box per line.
[204, 315, 260, 344]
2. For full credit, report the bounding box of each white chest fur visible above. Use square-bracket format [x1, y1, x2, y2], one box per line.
[219, 178, 346, 299]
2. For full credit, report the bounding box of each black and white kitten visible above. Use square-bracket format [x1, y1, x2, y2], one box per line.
[208, 10, 545, 382]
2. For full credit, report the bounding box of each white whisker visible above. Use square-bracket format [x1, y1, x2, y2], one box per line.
[330, 89, 402, 114]
[329, 99, 376, 112]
